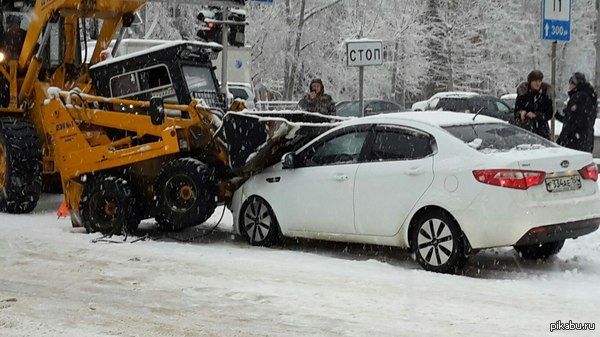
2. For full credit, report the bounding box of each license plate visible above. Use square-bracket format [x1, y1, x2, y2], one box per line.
[545, 175, 582, 193]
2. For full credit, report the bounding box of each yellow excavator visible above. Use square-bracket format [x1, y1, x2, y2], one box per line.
[0, 0, 337, 234]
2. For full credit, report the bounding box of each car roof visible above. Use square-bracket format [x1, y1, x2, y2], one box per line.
[338, 111, 501, 128]
[500, 93, 517, 99]
[430, 91, 479, 99]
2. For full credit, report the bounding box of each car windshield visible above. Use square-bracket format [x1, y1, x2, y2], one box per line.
[230, 87, 249, 100]
[182, 65, 217, 92]
[443, 123, 557, 152]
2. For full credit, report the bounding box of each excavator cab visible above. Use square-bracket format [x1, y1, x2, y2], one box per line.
[89, 41, 226, 115]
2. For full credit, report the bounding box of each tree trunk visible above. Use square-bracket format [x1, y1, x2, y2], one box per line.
[283, 0, 306, 100]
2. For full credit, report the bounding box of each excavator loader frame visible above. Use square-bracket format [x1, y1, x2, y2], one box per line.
[0, 0, 343, 234]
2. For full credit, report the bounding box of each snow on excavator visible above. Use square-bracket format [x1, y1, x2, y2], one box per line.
[0, 0, 342, 234]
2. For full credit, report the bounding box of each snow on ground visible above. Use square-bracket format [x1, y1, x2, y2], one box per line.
[1, 194, 599, 337]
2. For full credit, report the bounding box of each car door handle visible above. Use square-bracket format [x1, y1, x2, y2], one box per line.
[405, 167, 425, 176]
[333, 174, 349, 181]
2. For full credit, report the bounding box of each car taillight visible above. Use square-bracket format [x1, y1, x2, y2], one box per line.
[472, 169, 546, 190]
[579, 163, 598, 181]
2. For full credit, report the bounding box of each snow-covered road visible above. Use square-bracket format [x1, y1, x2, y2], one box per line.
[0, 194, 598, 336]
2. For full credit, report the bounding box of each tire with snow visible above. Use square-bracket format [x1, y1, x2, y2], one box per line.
[0, 117, 42, 214]
[155, 158, 217, 231]
[239, 196, 281, 247]
[410, 209, 466, 274]
[514, 240, 565, 260]
[79, 175, 140, 235]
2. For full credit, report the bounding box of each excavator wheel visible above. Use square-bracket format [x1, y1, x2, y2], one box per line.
[79, 176, 140, 235]
[155, 158, 217, 231]
[0, 117, 42, 214]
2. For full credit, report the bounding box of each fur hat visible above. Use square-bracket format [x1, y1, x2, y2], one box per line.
[569, 72, 587, 86]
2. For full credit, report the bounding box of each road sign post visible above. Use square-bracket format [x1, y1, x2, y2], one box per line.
[542, 0, 571, 142]
[346, 39, 383, 117]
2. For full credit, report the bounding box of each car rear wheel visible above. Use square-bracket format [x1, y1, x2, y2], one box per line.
[239, 196, 281, 247]
[411, 209, 466, 274]
[514, 240, 565, 260]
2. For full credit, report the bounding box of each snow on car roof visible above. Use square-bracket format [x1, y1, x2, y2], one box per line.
[89, 40, 222, 69]
[343, 111, 501, 127]
[501, 93, 517, 99]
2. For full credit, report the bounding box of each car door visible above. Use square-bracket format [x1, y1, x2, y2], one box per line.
[354, 124, 435, 236]
[274, 125, 371, 234]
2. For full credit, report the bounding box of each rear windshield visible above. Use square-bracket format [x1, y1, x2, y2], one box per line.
[443, 123, 557, 152]
[436, 98, 471, 111]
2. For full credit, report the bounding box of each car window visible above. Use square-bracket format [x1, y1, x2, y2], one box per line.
[336, 102, 360, 117]
[495, 101, 510, 113]
[230, 87, 249, 100]
[383, 102, 400, 112]
[428, 98, 440, 109]
[443, 123, 557, 152]
[303, 130, 369, 166]
[437, 98, 469, 112]
[367, 125, 434, 161]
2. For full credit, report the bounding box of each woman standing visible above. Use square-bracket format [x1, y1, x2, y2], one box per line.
[557, 72, 597, 153]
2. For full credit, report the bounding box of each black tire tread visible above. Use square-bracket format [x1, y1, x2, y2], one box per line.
[155, 158, 217, 231]
[0, 117, 42, 214]
[79, 176, 140, 235]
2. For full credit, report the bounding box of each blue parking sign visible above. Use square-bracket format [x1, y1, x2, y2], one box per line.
[541, 0, 571, 41]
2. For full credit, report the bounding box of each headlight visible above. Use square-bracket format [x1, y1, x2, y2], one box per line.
[0, 52, 6, 63]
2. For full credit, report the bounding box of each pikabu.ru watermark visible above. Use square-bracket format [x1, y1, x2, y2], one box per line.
[549, 320, 595, 332]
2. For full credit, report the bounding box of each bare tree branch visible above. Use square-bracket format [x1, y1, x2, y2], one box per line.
[304, 0, 342, 22]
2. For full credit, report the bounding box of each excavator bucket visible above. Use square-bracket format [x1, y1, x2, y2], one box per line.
[222, 111, 346, 173]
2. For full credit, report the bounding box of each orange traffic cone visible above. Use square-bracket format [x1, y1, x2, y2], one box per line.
[57, 199, 69, 218]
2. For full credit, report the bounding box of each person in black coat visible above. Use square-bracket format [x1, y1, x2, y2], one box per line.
[514, 70, 553, 139]
[556, 72, 597, 153]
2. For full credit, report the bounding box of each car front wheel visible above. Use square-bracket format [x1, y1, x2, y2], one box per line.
[411, 209, 466, 274]
[239, 196, 281, 247]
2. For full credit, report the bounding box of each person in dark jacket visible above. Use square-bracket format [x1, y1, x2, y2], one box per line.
[514, 70, 553, 139]
[556, 72, 597, 153]
[298, 78, 336, 115]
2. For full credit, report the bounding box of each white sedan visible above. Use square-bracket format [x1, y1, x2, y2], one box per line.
[230, 112, 600, 273]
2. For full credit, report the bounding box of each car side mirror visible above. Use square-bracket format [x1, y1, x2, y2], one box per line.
[149, 97, 165, 125]
[364, 107, 374, 115]
[282, 152, 297, 169]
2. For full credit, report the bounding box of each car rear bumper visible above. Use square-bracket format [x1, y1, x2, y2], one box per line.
[514, 217, 600, 246]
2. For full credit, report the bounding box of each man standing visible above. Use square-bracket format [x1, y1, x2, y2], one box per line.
[557, 72, 597, 153]
[514, 70, 553, 139]
[298, 78, 336, 115]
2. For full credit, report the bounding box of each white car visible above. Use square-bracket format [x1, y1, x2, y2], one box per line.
[228, 82, 256, 110]
[500, 93, 517, 110]
[412, 91, 479, 111]
[230, 112, 600, 273]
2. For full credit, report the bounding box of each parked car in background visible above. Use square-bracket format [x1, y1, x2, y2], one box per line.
[411, 91, 479, 111]
[500, 93, 517, 110]
[231, 111, 600, 274]
[228, 82, 256, 110]
[432, 95, 514, 123]
[335, 99, 404, 117]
